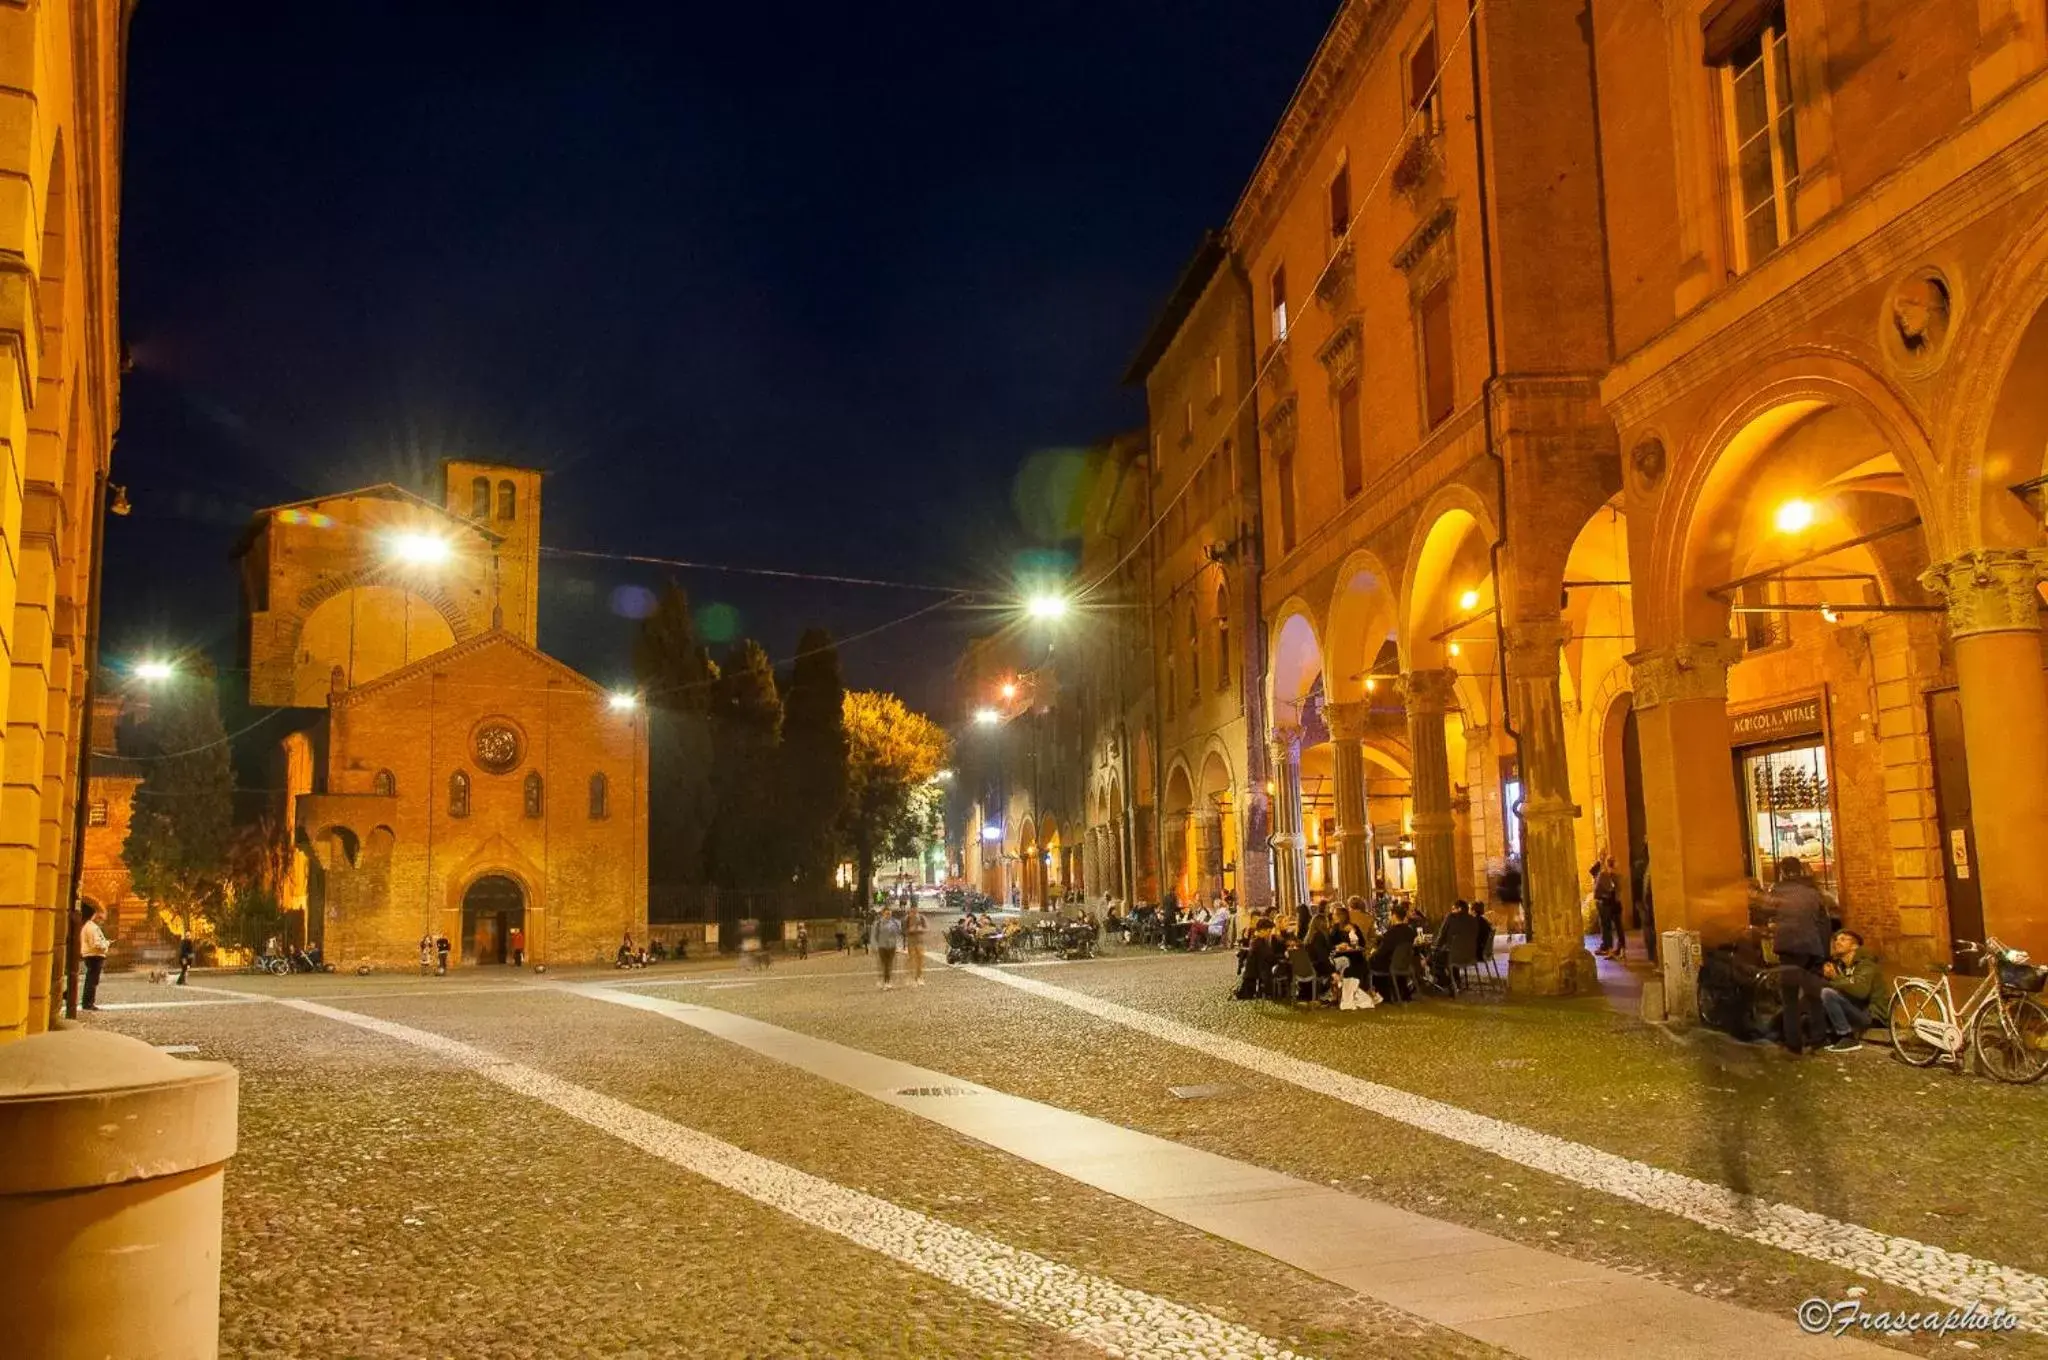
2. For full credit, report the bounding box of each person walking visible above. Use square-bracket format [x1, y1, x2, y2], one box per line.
[1594, 857, 1625, 958]
[1768, 857, 1832, 1054]
[176, 932, 195, 986]
[508, 923, 526, 968]
[873, 907, 903, 990]
[434, 932, 452, 975]
[79, 904, 110, 1011]
[903, 903, 927, 985]
[795, 922, 810, 960]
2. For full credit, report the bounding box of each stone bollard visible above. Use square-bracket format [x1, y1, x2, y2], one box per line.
[0, 1029, 238, 1360]
[1661, 928, 1703, 1028]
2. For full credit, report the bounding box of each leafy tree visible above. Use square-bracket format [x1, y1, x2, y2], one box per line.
[634, 584, 719, 886]
[885, 777, 946, 867]
[779, 628, 846, 904]
[839, 691, 949, 912]
[122, 668, 235, 941]
[705, 638, 783, 888]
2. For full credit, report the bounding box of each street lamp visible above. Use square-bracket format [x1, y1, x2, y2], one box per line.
[1025, 592, 1069, 621]
[133, 660, 175, 682]
[973, 707, 1001, 726]
[1773, 498, 1815, 534]
[387, 531, 452, 566]
[1458, 588, 1481, 611]
[999, 681, 1018, 700]
[608, 691, 641, 712]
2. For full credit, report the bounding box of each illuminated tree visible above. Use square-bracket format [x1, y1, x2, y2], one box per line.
[122, 668, 235, 941]
[839, 690, 949, 911]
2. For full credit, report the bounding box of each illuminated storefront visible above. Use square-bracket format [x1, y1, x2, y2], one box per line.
[1729, 694, 1835, 893]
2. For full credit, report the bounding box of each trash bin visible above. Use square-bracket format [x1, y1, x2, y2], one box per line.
[0, 1028, 238, 1360]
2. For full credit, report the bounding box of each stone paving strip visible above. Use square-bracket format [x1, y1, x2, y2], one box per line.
[965, 965, 2048, 1332]
[573, 982, 1895, 1360]
[272, 996, 1311, 1360]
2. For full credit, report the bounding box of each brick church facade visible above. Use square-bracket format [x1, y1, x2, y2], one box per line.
[239, 462, 647, 969]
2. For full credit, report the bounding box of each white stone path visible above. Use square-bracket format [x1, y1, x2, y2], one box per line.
[273, 997, 1309, 1360]
[575, 983, 1897, 1359]
[963, 965, 2048, 1332]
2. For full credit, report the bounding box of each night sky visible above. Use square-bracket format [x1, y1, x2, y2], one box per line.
[108, 0, 1336, 714]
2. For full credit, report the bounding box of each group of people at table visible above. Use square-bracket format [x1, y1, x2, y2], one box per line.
[1233, 896, 1498, 1006]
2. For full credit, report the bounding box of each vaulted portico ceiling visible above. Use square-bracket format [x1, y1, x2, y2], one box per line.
[1227, 0, 1397, 251]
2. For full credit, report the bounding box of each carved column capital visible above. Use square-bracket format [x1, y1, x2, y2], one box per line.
[1626, 639, 1743, 709]
[1323, 700, 1371, 743]
[1502, 621, 1569, 680]
[1399, 668, 1459, 715]
[1920, 548, 2048, 639]
[1269, 723, 1303, 758]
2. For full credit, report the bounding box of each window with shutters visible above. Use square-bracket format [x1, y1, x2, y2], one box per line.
[1214, 585, 1231, 693]
[1327, 161, 1351, 239]
[1186, 604, 1201, 698]
[470, 477, 490, 520]
[498, 479, 517, 520]
[1269, 264, 1289, 342]
[449, 771, 470, 819]
[589, 772, 609, 820]
[1407, 27, 1442, 132]
[373, 769, 395, 797]
[1276, 449, 1298, 554]
[1718, 6, 1800, 272]
[1418, 281, 1455, 429]
[524, 770, 544, 819]
[1337, 381, 1364, 498]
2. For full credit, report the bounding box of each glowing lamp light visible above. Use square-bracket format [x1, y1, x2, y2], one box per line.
[607, 691, 641, 712]
[1458, 589, 1481, 611]
[980, 823, 1003, 841]
[1025, 593, 1070, 621]
[1774, 498, 1815, 535]
[1448, 641, 1463, 658]
[1820, 604, 1839, 624]
[1364, 676, 1377, 693]
[973, 707, 1001, 726]
[388, 531, 453, 566]
[934, 768, 954, 782]
[134, 660, 175, 682]
[999, 681, 1018, 700]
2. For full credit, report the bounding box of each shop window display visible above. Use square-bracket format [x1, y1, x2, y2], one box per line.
[1742, 741, 1835, 893]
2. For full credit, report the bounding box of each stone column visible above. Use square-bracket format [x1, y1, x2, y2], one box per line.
[1191, 807, 1224, 902]
[1402, 669, 1459, 922]
[1324, 702, 1374, 905]
[1268, 726, 1306, 917]
[1922, 549, 2048, 960]
[1503, 624, 1597, 996]
[1164, 810, 1191, 903]
[1627, 638, 1750, 945]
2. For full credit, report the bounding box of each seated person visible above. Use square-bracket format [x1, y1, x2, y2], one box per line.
[1235, 921, 1280, 1000]
[1206, 909, 1230, 946]
[1329, 903, 1369, 977]
[1187, 906, 1211, 951]
[1368, 903, 1420, 1001]
[1818, 929, 1883, 1052]
[1430, 900, 1480, 989]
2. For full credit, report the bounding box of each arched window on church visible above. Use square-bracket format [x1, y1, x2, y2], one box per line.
[449, 770, 470, 818]
[498, 479, 516, 520]
[524, 770, 544, 819]
[470, 476, 490, 519]
[588, 772, 608, 820]
[373, 769, 396, 797]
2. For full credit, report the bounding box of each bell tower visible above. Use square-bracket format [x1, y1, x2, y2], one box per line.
[443, 461, 543, 644]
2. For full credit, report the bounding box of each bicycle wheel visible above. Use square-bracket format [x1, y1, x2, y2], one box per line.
[1888, 981, 1945, 1067]
[1974, 996, 2048, 1084]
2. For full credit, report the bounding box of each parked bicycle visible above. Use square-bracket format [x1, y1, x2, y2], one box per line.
[1889, 937, 2048, 1083]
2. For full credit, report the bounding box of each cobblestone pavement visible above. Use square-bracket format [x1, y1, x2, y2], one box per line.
[676, 954, 2048, 1358]
[87, 974, 1501, 1360]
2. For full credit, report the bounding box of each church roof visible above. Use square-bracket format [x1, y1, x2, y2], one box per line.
[329, 628, 610, 708]
[238, 483, 505, 551]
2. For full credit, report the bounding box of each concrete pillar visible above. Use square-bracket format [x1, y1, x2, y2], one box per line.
[1190, 807, 1224, 903]
[0, 1030, 238, 1359]
[1268, 727, 1305, 917]
[1402, 669, 1459, 921]
[1922, 549, 2048, 960]
[1, 537, 55, 1039]
[1627, 639, 1750, 945]
[1164, 810, 1190, 903]
[1504, 623, 1597, 996]
[1325, 701, 1374, 904]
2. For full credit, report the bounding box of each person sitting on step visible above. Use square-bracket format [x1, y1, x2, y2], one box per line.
[1818, 928, 1883, 1053]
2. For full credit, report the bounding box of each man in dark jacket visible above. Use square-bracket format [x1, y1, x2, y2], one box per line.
[1368, 903, 1419, 1001]
[1818, 929, 1884, 1052]
[1769, 858, 1831, 1052]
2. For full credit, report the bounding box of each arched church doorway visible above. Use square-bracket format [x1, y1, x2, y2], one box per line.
[462, 874, 525, 965]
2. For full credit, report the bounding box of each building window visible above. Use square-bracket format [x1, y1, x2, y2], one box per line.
[1276, 449, 1298, 554]
[1328, 160, 1351, 239]
[372, 769, 396, 797]
[1720, 6, 1799, 271]
[470, 476, 490, 520]
[1269, 264, 1289, 342]
[1209, 353, 1224, 403]
[524, 770, 544, 819]
[87, 799, 108, 827]
[449, 770, 470, 819]
[1214, 584, 1231, 693]
[1337, 381, 1364, 498]
[1186, 603, 1201, 698]
[1164, 618, 1178, 719]
[1408, 27, 1442, 130]
[1741, 740, 1835, 897]
[1418, 280, 1455, 429]
[588, 772, 609, 820]
[497, 479, 516, 520]
[1734, 580, 1789, 653]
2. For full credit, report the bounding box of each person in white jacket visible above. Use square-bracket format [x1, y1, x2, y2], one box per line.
[80, 903, 111, 1011]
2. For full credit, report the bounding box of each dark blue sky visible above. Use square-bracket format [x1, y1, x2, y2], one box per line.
[107, 0, 1336, 712]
